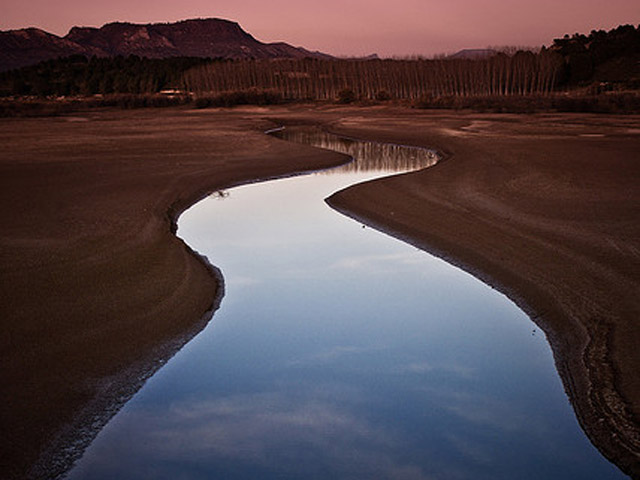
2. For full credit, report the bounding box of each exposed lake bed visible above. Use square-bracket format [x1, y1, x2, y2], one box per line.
[1, 106, 639, 478]
[67, 127, 626, 479]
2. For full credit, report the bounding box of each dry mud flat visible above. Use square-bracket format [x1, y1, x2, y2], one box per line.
[314, 110, 640, 478]
[0, 108, 348, 479]
[0, 105, 639, 478]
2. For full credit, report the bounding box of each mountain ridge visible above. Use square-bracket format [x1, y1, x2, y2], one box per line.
[0, 18, 332, 71]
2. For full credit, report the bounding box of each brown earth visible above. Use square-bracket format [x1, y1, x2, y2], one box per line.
[1, 105, 639, 479]
[0, 107, 348, 479]
[313, 109, 640, 478]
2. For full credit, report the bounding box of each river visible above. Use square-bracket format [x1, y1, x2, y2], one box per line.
[66, 127, 625, 479]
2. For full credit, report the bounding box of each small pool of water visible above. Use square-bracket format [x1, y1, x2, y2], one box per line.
[66, 128, 626, 479]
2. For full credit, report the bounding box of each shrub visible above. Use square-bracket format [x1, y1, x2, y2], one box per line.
[375, 90, 392, 101]
[337, 88, 356, 104]
[194, 89, 283, 108]
[414, 92, 640, 114]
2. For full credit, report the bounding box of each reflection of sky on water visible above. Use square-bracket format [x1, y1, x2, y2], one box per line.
[67, 130, 626, 479]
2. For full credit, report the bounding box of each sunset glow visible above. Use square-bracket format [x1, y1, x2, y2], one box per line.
[2, 0, 639, 56]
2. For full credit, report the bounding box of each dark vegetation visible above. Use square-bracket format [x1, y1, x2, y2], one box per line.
[0, 55, 202, 116]
[193, 88, 283, 108]
[1, 24, 638, 115]
[551, 24, 640, 87]
[413, 92, 640, 113]
[183, 53, 564, 100]
[0, 54, 208, 97]
[0, 94, 191, 117]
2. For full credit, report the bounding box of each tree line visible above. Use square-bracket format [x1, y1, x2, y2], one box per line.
[0, 55, 209, 97]
[183, 24, 639, 102]
[1, 24, 637, 102]
[550, 24, 640, 85]
[183, 52, 565, 101]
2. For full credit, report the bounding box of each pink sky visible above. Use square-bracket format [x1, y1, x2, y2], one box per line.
[2, 0, 639, 57]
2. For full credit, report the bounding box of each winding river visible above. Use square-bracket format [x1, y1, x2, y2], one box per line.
[66, 128, 626, 479]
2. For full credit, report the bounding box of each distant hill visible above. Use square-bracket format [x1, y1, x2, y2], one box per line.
[448, 49, 497, 60]
[0, 18, 332, 71]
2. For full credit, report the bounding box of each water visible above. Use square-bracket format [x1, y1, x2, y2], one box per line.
[67, 128, 626, 479]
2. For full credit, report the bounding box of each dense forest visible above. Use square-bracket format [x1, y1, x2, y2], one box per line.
[183, 52, 564, 101]
[0, 24, 638, 113]
[550, 24, 640, 86]
[0, 55, 209, 97]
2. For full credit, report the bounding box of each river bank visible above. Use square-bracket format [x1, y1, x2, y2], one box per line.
[0, 107, 348, 479]
[1, 105, 639, 478]
[315, 110, 640, 477]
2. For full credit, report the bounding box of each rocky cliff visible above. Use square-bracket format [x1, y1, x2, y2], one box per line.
[0, 18, 331, 71]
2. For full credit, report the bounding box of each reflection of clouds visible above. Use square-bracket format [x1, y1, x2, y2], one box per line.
[108, 390, 434, 480]
[286, 344, 385, 367]
[227, 275, 261, 287]
[329, 252, 425, 271]
[399, 362, 475, 379]
[274, 252, 429, 281]
[155, 393, 373, 462]
[285, 347, 476, 383]
[443, 433, 493, 467]
[72, 363, 560, 480]
[402, 362, 435, 373]
[422, 387, 550, 437]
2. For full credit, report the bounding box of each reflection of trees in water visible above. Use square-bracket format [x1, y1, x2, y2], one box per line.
[273, 128, 438, 173]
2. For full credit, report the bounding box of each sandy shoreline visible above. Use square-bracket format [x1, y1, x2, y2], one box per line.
[1, 105, 639, 478]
